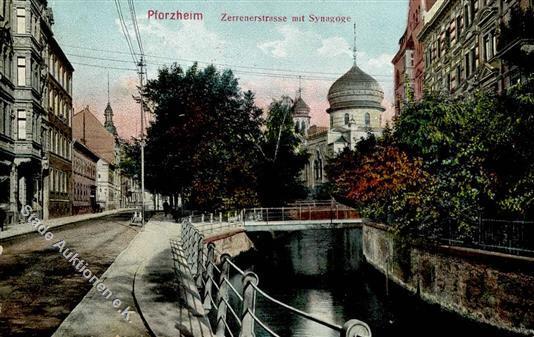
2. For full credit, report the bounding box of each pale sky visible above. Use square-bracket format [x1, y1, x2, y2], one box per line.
[50, 0, 408, 139]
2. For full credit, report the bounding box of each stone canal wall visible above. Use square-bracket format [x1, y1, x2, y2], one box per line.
[362, 223, 534, 335]
[204, 229, 254, 260]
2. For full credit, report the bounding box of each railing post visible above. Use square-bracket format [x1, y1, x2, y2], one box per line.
[219, 212, 222, 223]
[201, 214, 205, 223]
[282, 207, 285, 221]
[196, 236, 205, 287]
[203, 242, 216, 310]
[239, 271, 259, 337]
[341, 319, 372, 337]
[211, 213, 214, 223]
[216, 254, 231, 337]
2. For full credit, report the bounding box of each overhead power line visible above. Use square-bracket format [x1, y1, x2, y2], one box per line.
[114, 0, 138, 67]
[127, 0, 144, 55]
[62, 44, 392, 78]
[66, 52, 393, 83]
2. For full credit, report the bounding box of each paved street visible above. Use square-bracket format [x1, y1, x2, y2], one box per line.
[0, 213, 139, 337]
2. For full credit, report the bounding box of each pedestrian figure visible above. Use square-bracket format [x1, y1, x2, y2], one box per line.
[163, 201, 170, 217]
[0, 207, 6, 232]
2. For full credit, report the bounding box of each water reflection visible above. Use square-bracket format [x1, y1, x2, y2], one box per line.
[235, 229, 521, 337]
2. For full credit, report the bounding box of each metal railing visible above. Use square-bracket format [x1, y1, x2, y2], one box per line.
[243, 204, 359, 223]
[441, 218, 534, 256]
[187, 211, 243, 235]
[180, 219, 372, 337]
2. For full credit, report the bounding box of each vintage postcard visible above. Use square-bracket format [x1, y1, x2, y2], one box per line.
[0, 0, 533, 336]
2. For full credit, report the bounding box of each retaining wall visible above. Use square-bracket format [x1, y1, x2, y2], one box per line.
[363, 223, 534, 335]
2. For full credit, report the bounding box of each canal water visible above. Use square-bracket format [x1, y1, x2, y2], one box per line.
[234, 228, 521, 337]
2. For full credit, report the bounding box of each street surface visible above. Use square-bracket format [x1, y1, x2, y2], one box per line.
[0, 213, 138, 337]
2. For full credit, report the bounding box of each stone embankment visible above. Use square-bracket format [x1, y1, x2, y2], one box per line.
[363, 223, 534, 336]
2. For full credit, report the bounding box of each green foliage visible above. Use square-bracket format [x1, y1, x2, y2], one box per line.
[328, 78, 534, 239]
[144, 63, 263, 210]
[255, 97, 308, 206]
[143, 64, 308, 211]
[118, 138, 141, 179]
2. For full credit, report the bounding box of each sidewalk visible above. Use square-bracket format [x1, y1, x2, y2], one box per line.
[52, 217, 213, 337]
[0, 208, 135, 242]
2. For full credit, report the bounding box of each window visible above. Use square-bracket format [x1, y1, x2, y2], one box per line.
[456, 16, 462, 39]
[456, 65, 462, 87]
[464, 4, 470, 27]
[50, 169, 55, 192]
[364, 113, 371, 127]
[470, 47, 477, 72]
[17, 110, 26, 140]
[465, 53, 471, 78]
[16, 8, 26, 33]
[470, 0, 476, 23]
[344, 113, 350, 125]
[17, 57, 26, 86]
[484, 32, 495, 61]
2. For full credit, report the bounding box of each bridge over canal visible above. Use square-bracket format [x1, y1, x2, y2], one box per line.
[188, 201, 363, 233]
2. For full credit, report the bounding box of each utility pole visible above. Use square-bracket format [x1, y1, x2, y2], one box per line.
[138, 56, 146, 226]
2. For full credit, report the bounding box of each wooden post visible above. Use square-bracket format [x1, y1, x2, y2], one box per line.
[203, 243, 216, 310]
[216, 254, 231, 337]
[239, 271, 259, 337]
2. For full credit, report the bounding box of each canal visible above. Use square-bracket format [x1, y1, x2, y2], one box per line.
[234, 228, 521, 337]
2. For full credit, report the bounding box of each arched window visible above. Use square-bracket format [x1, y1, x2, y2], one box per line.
[364, 112, 371, 127]
[344, 113, 350, 125]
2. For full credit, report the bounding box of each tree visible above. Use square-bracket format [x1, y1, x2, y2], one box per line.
[255, 97, 308, 206]
[143, 63, 263, 210]
[327, 82, 534, 239]
[118, 138, 141, 179]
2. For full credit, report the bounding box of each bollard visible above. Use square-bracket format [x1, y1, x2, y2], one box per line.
[196, 236, 205, 287]
[201, 214, 205, 223]
[238, 271, 259, 337]
[216, 254, 231, 337]
[219, 212, 222, 223]
[210, 213, 214, 223]
[341, 319, 372, 337]
[203, 243, 216, 310]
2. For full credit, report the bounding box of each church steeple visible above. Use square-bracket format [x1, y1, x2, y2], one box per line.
[104, 73, 118, 137]
[292, 75, 311, 136]
[353, 23, 358, 65]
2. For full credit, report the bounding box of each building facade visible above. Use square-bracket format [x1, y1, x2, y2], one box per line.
[43, 35, 73, 218]
[72, 139, 98, 214]
[419, 0, 531, 96]
[0, 0, 16, 225]
[300, 60, 385, 193]
[392, 0, 437, 114]
[0, 0, 73, 225]
[11, 0, 51, 220]
[73, 106, 125, 211]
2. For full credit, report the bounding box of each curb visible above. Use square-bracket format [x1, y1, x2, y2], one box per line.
[0, 208, 135, 243]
